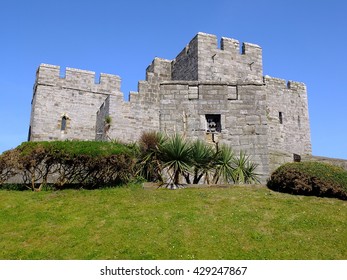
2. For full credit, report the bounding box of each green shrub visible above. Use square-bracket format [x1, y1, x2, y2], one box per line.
[16, 140, 133, 158]
[1, 141, 137, 191]
[0, 149, 20, 184]
[136, 131, 166, 183]
[267, 161, 347, 200]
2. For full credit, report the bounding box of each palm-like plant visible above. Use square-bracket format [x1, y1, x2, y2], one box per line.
[159, 134, 192, 188]
[212, 145, 235, 184]
[186, 140, 215, 184]
[232, 151, 260, 184]
[137, 132, 260, 187]
[244, 161, 260, 184]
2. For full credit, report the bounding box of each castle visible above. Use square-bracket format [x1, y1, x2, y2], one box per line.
[29, 32, 312, 182]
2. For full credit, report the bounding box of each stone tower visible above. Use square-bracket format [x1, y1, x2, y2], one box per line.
[29, 32, 312, 182]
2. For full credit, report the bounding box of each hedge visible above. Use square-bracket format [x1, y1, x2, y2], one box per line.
[0, 141, 137, 191]
[267, 161, 347, 200]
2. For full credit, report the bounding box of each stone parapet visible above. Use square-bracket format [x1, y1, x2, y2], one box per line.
[36, 64, 121, 94]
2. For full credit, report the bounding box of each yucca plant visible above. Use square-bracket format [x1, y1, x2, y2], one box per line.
[232, 151, 260, 184]
[186, 139, 215, 184]
[212, 144, 235, 184]
[159, 134, 192, 188]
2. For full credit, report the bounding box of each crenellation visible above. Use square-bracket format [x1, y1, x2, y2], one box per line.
[147, 57, 172, 79]
[265, 76, 307, 95]
[220, 37, 240, 53]
[36, 64, 122, 95]
[287, 80, 306, 91]
[99, 73, 121, 91]
[241, 42, 262, 55]
[36, 64, 60, 85]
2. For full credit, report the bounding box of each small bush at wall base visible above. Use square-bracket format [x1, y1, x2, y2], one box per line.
[267, 162, 347, 200]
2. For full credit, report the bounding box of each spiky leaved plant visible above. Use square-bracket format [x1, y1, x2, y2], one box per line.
[212, 144, 235, 184]
[159, 134, 192, 189]
[232, 150, 260, 184]
[186, 139, 215, 184]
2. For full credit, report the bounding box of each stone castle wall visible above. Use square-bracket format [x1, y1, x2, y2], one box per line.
[264, 76, 312, 172]
[159, 81, 269, 180]
[29, 32, 312, 182]
[30, 64, 121, 141]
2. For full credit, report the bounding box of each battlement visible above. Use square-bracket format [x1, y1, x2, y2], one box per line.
[264, 76, 307, 92]
[36, 64, 121, 94]
[146, 57, 172, 82]
[172, 32, 263, 83]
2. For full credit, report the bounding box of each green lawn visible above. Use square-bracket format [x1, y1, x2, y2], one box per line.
[0, 186, 346, 260]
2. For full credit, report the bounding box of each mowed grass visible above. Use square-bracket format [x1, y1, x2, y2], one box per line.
[0, 186, 346, 260]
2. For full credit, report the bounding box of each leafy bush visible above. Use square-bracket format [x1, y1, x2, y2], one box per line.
[1, 141, 136, 191]
[0, 149, 20, 185]
[267, 162, 347, 200]
[137, 131, 166, 182]
[1, 135, 261, 191]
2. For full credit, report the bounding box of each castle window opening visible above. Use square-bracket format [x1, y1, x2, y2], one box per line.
[293, 154, 301, 162]
[28, 126, 32, 141]
[206, 114, 221, 133]
[61, 116, 67, 131]
[279, 112, 283, 124]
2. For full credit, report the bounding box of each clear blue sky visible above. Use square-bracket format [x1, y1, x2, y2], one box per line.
[1, 0, 346, 159]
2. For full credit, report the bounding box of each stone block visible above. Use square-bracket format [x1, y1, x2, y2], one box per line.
[227, 86, 238, 100]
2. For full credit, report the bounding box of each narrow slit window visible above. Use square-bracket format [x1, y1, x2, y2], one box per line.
[279, 112, 283, 124]
[61, 116, 67, 131]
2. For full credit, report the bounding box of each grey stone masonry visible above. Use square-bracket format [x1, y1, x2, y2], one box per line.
[29, 32, 312, 182]
[30, 64, 121, 141]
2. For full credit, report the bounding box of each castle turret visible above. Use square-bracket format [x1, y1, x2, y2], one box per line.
[29, 64, 121, 141]
[171, 32, 263, 83]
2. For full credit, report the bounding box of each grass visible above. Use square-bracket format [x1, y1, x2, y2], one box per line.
[0, 186, 346, 260]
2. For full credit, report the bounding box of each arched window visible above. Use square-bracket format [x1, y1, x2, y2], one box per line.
[61, 116, 67, 131]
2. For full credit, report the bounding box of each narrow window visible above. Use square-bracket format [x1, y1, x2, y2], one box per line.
[28, 126, 32, 141]
[206, 114, 221, 133]
[298, 115, 301, 128]
[279, 112, 283, 124]
[61, 116, 67, 131]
